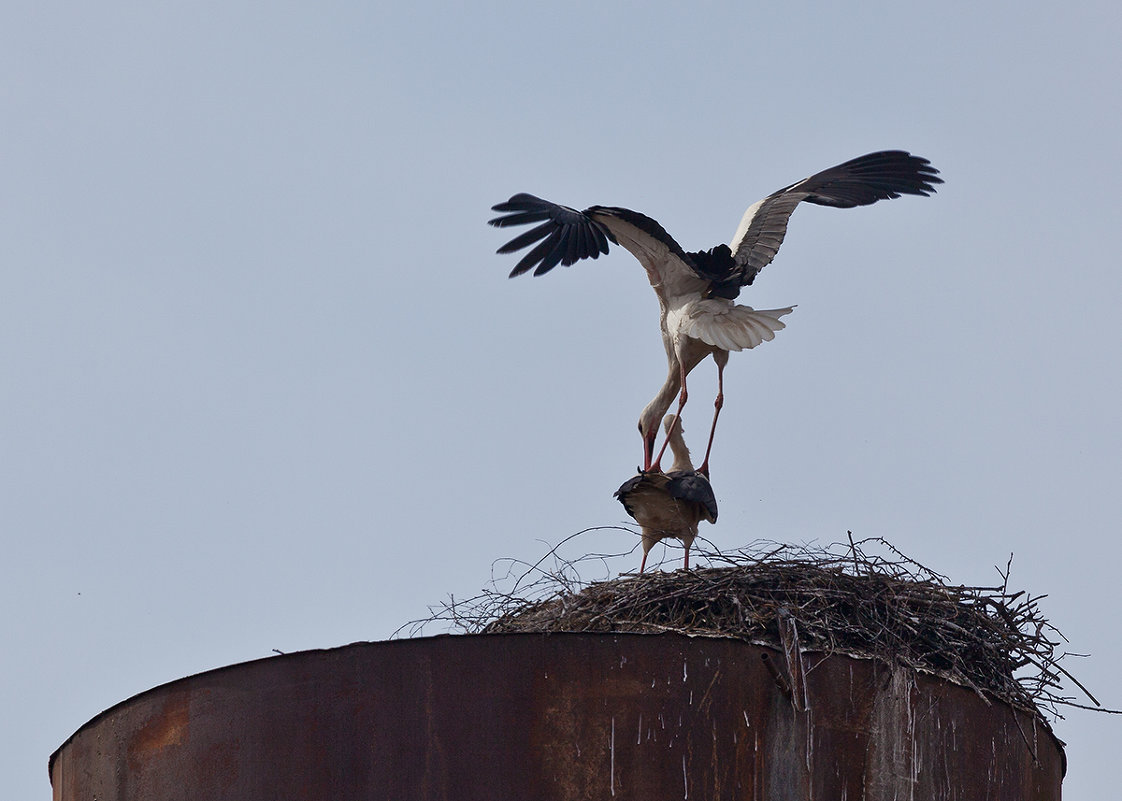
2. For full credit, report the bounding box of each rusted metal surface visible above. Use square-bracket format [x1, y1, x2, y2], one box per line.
[50, 634, 1063, 800]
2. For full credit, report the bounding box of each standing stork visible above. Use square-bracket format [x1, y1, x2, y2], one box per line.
[615, 414, 718, 573]
[490, 150, 941, 473]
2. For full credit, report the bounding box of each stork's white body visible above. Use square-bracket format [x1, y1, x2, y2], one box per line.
[596, 211, 793, 470]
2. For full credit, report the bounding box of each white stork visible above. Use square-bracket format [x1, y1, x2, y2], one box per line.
[490, 150, 941, 473]
[615, 414, 717, 573]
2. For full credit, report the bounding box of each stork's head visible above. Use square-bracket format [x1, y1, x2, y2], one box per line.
[638, 405, 662, 471]
[639, 380, 681, 470]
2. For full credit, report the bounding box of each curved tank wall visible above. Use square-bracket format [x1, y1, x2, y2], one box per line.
[49, 634, 1063, 800]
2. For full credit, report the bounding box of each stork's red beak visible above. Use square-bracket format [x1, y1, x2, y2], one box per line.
[642, 431, 656, 471]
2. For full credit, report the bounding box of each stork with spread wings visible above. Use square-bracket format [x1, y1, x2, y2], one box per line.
[491, 150, 941, 476]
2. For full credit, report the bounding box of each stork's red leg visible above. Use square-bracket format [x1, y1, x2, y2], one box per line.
[698, 356, 726, 477]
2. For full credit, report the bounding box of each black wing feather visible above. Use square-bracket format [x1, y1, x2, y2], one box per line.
[667, 471, 718, 523]
[496, 221, 555, 255]
[533, 232, 570, 277]
[489, 209, 552, 227]
[511, 234, 559, 277]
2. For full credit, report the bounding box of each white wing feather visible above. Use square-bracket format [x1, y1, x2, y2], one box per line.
[591, 213, 710, 299]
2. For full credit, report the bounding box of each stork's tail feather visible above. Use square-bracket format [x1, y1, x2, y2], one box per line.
[688, 304, 795, 352]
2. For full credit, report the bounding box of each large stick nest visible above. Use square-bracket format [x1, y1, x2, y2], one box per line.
[401, 534, 1103, 720]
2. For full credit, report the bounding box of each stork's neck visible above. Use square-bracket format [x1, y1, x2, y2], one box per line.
[669, 448, 694, 473]
[641, 368, 681, 434]
[666, 426, 695, 473]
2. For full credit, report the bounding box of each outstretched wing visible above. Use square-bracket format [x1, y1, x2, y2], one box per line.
[489, 194, 707, 298]
[728, 150, 942, 287]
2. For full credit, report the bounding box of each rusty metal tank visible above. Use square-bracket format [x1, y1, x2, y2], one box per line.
[49, 633, 1063, 800]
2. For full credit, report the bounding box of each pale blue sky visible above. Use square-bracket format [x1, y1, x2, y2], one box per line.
[3, 2, 1120, 797]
